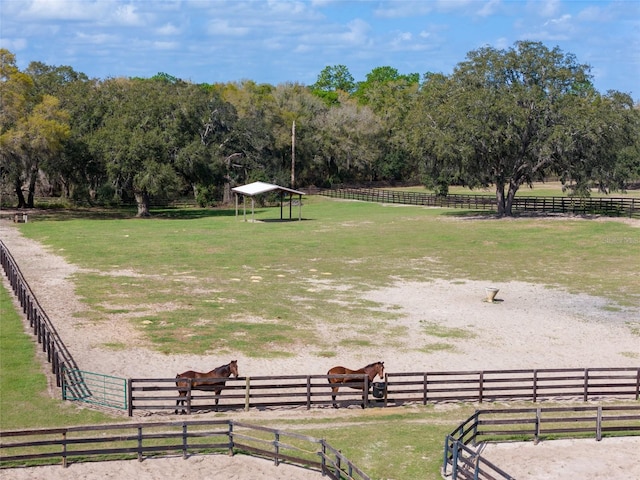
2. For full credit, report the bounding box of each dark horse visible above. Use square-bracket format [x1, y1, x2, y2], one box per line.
[175, 360, 238, 414]
[327, 361, 384, 408]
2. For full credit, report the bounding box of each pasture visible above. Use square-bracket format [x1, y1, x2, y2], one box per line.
[2, 193, 639, 478]
[12, 195, 640, 357]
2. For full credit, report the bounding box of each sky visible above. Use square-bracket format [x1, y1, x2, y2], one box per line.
[1, 0, 639, 99]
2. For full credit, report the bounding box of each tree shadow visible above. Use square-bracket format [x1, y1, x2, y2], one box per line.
[2, 206, 238, 221]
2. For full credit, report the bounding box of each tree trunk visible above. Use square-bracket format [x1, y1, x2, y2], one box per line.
[14, 178, 26, 208]
[504, 181, 520, 217]
[135, 191, 151, 217]
[223, 180, 232, 205]
[26, 166, 38, 208]
[495, 182, 506, 216]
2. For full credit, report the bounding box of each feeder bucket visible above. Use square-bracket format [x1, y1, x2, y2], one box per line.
[485, 287, 499, 302]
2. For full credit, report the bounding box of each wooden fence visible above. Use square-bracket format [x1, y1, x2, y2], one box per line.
[125, 367, 640, 416]
[383, 367, 640, 405]
[443, 405, 640, 479]
[0, 240, 88, 398]
[313, 187, 640, 218]
[128, 374, 381, 415]
[0, 420, 370, 479]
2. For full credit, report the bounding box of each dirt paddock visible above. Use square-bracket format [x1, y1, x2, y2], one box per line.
[1, 221, 639, 479]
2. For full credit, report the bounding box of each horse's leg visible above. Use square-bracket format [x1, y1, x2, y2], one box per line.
[175, 393, 185, 415]
[214, 388, 220, 412]
[331, 386, 339, 408]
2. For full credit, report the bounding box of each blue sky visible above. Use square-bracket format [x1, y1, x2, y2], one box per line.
[1, 0, 638, 99]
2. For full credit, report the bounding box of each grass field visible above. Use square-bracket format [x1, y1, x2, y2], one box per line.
[14, 195, 640, 356]
[2, 193, 639, 478]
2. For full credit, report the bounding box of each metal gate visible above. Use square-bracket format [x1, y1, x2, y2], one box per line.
[62, 368, 127, 410]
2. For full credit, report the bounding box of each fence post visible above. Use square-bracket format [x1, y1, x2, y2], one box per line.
[186, 379, 192, 415]
[442, 436, 450, 475]
[228, 421, 234, 456]
[137, 426, 143, 462]
[534, 408, 541, 444]
[635, 368, 640, 401]
[596, 406, 602, 441]
[127, 378, 133, 417]
[583, 368, 589, 402]
[532, 370, 538, 403]
[245, 376, 250, 411]
[182, 422, 188, 459]
[478, 372, 484, 403]
[320, 440, 327, 475]
[384, 372, 389, 407]
[451, 441, 459, 478]
[62, 431, 68, 468]
[61, 366, 67, 400]
[306, 376, 311, 410]
[274, 432, 280, 466]
[363, 375, 369, 408]
[423, 373, 428, 405]
[472, 411, 479, 446]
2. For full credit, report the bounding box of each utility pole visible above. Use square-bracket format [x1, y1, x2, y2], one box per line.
[291, 120, 296, 189]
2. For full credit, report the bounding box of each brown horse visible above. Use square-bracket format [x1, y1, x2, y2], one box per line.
[175, 360, 238, 414]
[327, 361, 384, 408]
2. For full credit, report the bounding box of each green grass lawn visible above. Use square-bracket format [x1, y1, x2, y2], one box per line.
[0, 283, 115, 430]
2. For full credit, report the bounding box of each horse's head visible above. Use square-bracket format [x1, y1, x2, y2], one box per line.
[375, 361, 384, 380]
[229, 360, 238, 377]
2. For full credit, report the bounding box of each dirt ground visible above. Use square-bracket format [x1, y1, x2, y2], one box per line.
[1, 219, 639, 479]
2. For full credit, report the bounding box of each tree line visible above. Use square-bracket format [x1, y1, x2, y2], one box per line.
[1, 41, 638, 216]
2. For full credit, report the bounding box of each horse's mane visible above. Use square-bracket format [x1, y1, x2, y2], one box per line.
[364, 361, 383, 368]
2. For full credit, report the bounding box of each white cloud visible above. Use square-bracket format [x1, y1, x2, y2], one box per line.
[476, 0, 501, 18]
[374, 1, 433, 19]
[544, 13, 572, 28]
[153, 41, 179, 50]
[338, 18, 371, 46]
[207, 19, 250, 36]
[530, 0, 561, 18]
[493, 37, 509, 49]
[113, 4, 143, 26]
[577, 6, 613, 22]
[157, 23, 181, 36]
[21, 0, 98, 20]
[0, 37, 28, 51]
[76, 32, 118, 45]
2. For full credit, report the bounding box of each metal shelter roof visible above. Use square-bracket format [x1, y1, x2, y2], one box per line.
[231, 181, 305, 221]
[231, 181, 305, 197]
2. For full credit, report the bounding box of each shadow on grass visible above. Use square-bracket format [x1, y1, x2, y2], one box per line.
[2, 207, 238, 221]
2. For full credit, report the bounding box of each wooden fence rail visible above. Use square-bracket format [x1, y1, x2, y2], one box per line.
[125, 367, 640, 415]
[443, 405, 640, 479]
[313, 187, 640, 218]
[128, 373, 379, 415]
[0, 420, 370, 479]
[384, 367, 640, 406]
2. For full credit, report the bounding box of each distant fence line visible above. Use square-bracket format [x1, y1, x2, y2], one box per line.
[311, 187, 640, 218]
[0, 419, 370, 479]
[443, 405, 640, 479]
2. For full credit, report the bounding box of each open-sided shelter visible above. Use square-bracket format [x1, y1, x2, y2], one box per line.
[231, 181, 305, 221]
